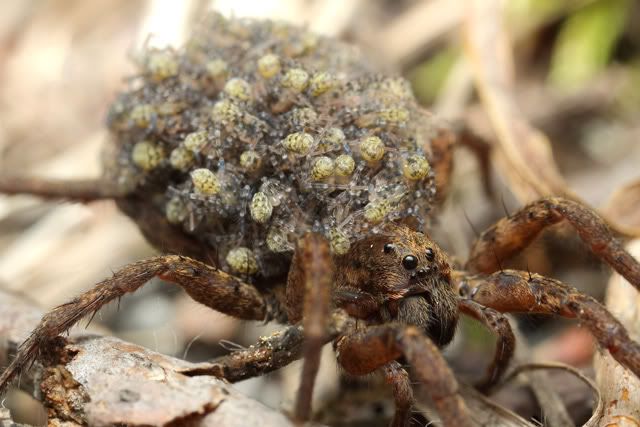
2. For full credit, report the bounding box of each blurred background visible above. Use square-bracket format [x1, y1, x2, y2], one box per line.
[1, 1, 639, 425]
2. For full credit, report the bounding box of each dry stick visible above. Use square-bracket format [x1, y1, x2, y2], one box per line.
[370, 0, 463, 66]
[295, 235, 333, 422]
[463, 0, 638, 238]
[500, 362, 604, 427]
[510, 326, 574, 427]
[0, 176, 126, 202]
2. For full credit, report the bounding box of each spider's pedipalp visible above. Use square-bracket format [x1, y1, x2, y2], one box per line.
[383, 361, 414, 427]
[453, 269, 640, 378]
[458, 299, 515, 392]
[335, 323, 472, 427]
[0, 255, 275, 396]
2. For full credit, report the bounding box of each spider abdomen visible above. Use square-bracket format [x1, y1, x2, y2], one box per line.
[104, 13, 443, 277]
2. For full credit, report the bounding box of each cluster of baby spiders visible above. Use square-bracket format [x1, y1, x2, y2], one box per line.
[1, 11, 640, 427]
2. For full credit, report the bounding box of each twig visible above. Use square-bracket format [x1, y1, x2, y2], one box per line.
[507, 327, 575, 427]
[501, 362, 604, 427]
[463, 0, 639, 238]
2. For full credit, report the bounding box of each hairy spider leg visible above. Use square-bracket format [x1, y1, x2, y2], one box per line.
[0, 255, 280, 396]
[383, 361, 414, 427]
[428, 124, 493, 204]
[335, 323, 472, 427]
[458, 299, 515, 392]
[466, 197, 640, 291]
[453, 269, 640, 378]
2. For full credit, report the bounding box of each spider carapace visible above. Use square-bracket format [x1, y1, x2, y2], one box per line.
[2, 12, 640, 427]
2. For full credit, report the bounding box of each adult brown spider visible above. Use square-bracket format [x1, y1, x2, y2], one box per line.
[2, 12, 640, 427]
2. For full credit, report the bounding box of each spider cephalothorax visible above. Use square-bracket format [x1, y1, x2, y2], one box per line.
[2, 11, 640, 427]
[333, 226, 458, 347]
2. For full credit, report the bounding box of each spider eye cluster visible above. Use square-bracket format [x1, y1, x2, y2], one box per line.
[105, 12, 442, 277]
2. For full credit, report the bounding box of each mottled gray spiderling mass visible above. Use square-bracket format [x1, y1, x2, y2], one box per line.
[104, 12, 442, 277]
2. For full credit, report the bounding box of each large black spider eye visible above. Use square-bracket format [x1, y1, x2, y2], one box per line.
[402, 255, 418, 270]
[425, 248, 435, 262]
[383, 243, 395, 254]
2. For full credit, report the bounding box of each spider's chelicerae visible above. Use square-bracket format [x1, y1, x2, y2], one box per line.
[1, 12, 640, 427]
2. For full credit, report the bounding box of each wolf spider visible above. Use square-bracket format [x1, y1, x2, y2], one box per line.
[2, 164, 640, 427]
[2, 14, 640, 427]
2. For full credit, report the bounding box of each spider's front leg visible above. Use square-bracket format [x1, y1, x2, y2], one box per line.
[0, 255, 280, 396]
[466, 197, 640, 289]
[453, 269, 640, 377]
[335, 323, 472, 427]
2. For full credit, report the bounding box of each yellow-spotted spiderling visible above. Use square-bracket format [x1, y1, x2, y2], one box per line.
[403, 154, 431, 180]
[206, 58, 228, 78]
[380, 77, 413, 100]
[183, 131, 209, 152]
[266, 227, 291, 253]
[257, 54, 281, 78]
[364, 200, 393, 223]
[329, 229, 350, 255]
[105, 12, 439, 277]
[211, 99, 241, 122]
[131, 141, 164, 171]
[281, 68, 309, 92]
[282, 132, 313, 155]
[309, 72, 336, 96]
[165, 197, 188, 224]
[147, 51, 179, 80]
[240, 150, 261, 172]
[316, 127, 345, 152]
[311, 156, 334, 181]
[191, 168, 220, 195]
[170, 147, 194, 171]
[291, 108, 318, 125]
[226, 247, 259, 274]
[250, 192, 273, 223]
[129, 104, 154, 127]
[379, 107, 410, 124]
[360, 136, 385, 162]
[334, 154, 355, 177]
[224, 78, 252, 101]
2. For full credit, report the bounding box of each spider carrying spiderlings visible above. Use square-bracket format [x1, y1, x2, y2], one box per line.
[1, 12, 640, 427]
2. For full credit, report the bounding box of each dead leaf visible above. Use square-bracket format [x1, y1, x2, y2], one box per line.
[594, 239, 640, 426]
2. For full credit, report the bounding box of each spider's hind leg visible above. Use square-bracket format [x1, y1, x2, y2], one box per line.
[0, 255, 277, 396]
[429, 123, 493, 204]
